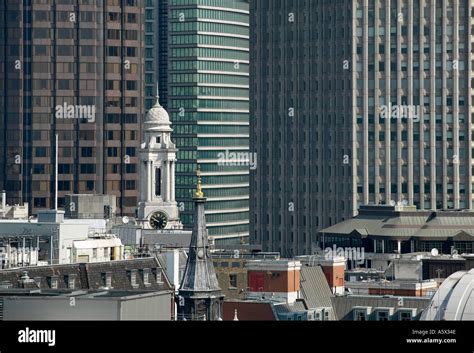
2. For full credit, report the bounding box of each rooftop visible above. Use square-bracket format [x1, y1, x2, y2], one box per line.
[299, 265, 335, 315]
[0, 257, 172, 292]
[273, 299, 307, 314]
[332, 294, 431, 321]
[0, 289, 168, 300]
[223, 300, 278, 321]
[421, 269, 474, 320]
[345, 279, 438, 290]
[320, 205, 474, 240]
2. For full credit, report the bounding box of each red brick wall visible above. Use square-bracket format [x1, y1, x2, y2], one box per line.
[223, 302, 277, 321]
[321, 265, 344, 289]
[248, 270, 300, 292]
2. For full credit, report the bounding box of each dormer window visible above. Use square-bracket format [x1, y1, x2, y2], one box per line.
[156, 269, 163, 284]
[142, 268, 151, 287]
[353, 307, 372, 321]
[156, 136, 161, 144]
[34, 277, 42, 288]
[376, 310, 390, 321]
[65, 275, 76, 290]
[152, 268, 163, 284]
[398, 309, 416, 321]
[102, 272, 112, 288]
[128, 270, 139, 289]
[48, 276, 58, 289]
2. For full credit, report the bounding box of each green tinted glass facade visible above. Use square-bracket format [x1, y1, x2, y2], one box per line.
[169, 0, 250, 245]
[145, 0, 168, 109]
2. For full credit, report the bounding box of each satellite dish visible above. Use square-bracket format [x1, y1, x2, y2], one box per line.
[390, 200, 396, 206]
[122, 216, 130, 225]
[431, 248, 439, 257]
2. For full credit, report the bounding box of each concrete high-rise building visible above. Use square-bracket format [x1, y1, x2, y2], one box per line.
[250, 1, 473, 256]
[163, 0, 251, 245]
[0, 0, 145, 216]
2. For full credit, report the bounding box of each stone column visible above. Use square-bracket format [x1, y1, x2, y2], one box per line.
[160, 161, 165, 201]
[166, 160, 171, 202]
[148, 161, 152, 201]
[171, 161, 175, 201]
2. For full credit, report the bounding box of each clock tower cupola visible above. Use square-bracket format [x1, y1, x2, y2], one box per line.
[137, 88, 183, 230]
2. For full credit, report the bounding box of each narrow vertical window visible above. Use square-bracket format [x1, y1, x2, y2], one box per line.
[155, 168, 161, 196]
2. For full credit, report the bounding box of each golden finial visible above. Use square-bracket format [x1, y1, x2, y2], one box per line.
[195, 167, 204, 198]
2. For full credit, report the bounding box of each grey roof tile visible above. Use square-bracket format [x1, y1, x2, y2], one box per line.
[331, 295, 431, 320]
[273, 300, 307, 314]
[0, 258, 172, 292]
[299, 265, 336, 319]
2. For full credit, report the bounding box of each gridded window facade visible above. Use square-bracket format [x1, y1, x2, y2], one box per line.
[250, 0, 474, 257]
[353, 0, 472, 211]
[0, 0, 145, 216]
[168, 0, 250, 245]
[250, 0, 353, 256]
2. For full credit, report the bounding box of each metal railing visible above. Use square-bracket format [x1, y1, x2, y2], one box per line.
[173, 313, 207, 321]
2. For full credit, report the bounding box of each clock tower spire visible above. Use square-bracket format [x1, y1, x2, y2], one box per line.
[137, 86, 183, 230]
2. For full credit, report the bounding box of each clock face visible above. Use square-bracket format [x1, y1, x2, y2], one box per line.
[149, 211, 168, 229]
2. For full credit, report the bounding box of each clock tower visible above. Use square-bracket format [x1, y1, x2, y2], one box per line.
[137, 91, 183, 230]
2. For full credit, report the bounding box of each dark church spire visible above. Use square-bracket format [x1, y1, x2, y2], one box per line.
[177, 168, 223, 320]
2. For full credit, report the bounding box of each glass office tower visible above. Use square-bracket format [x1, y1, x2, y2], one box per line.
[167, 0, 250, 245]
